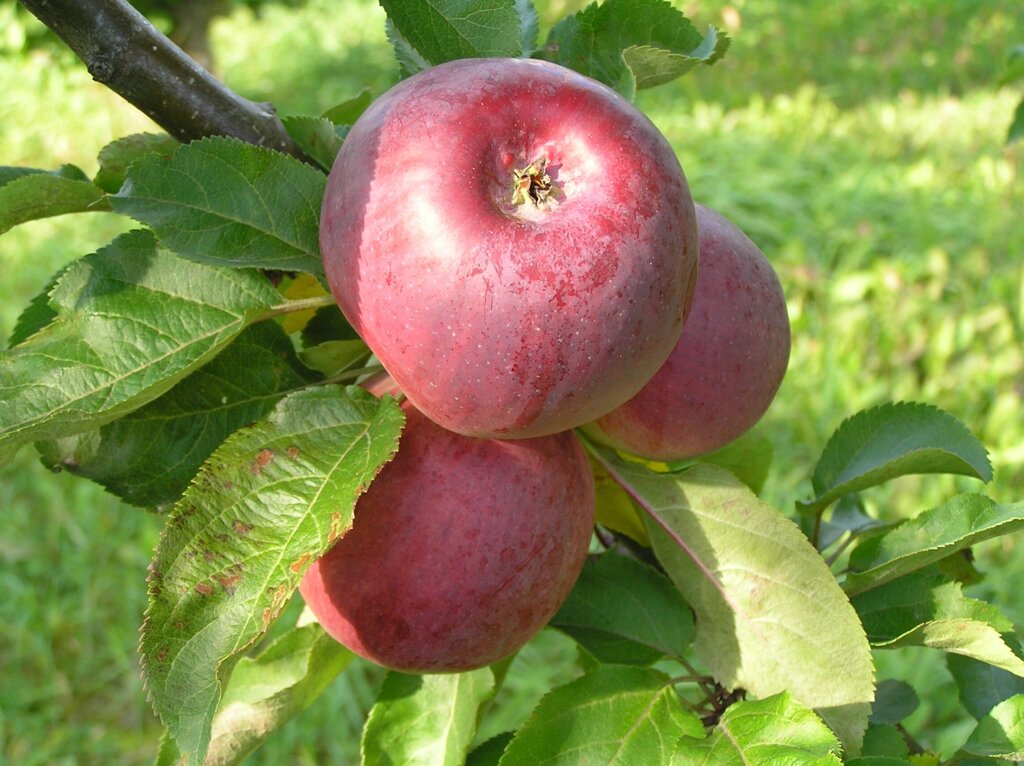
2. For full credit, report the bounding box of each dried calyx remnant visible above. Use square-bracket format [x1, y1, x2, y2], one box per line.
[511, 157, 558, 206]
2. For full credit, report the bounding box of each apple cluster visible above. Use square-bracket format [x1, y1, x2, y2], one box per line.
[302, 57, 790, 673]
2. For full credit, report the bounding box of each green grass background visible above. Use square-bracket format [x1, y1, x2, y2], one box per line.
[0, 0, 1022, 762]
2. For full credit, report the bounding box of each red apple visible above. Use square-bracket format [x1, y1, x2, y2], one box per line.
[320, 57, 698, 439]
[299, 386, 595, 673]
[582, 203, 791, 460]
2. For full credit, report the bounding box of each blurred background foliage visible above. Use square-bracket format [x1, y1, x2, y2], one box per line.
[0, 0, 1022, 763]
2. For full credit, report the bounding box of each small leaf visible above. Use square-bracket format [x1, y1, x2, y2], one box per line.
[799, 402, 992, 516]
[852, 572, 1024, 676]
[385, 20, 432, 79]
[499, 665, 702, 766]
[0, 230, 282, 466]
[675, 692, 843, 765]
[962, 694, 1024, 759]
[844, 495, 1024, 595]
[281, 116, 344, 173]
[1008, 99, 1024, 145]
[321, 89, 374, 126]
[589, 444, 875, 752]
[94, 132, 180, 193]
[698, 428, 774, 495]
[380, 0, 528, 69]
[467, 733, 514, 766]
[591, 456, 650, 545]
[362, 669, 496, 766]
[862, 724, 910, 758]
[8, 264, 67, 346]
[540, 0, 726, 99]
[140, 386, 404, 764]
[298, 339, 370, 377]
[869, 679, 919, 726]
[817, 495, 883, 553]
[948, 651, 1024, 720]
[111, 136, 325, 274]
[550, 551, 693, 665]
[205, 623, 355, 765]
[0, 166, 110, 234]
[517, 0, 539, 55]
[36, 321, 318, 509]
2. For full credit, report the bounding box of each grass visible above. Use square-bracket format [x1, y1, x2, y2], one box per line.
[1, 0, 1022, 762]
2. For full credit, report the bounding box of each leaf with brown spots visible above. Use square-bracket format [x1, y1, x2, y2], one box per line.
[140, 386, 404, 765]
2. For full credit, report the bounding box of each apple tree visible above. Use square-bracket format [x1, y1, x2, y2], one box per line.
[4, 0, 1024, 764]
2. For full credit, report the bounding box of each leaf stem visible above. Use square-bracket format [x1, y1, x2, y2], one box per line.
[263, 294, 338, 319]
[317, 364, 387, 387]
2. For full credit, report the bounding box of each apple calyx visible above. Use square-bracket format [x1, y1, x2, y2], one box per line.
[511, 157, 558, 206]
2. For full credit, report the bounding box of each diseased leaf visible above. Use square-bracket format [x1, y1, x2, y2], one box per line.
[94, 132, 179, 193]
[589, 444, 875, 751]
[380, 0, 528, 69]
[844, 494, 1024, 595]
[499, 665, 701, 766]
[962, 695, 1024, 759]
[140, 386, 404, 764]
[362, 669, 495, 766]
[551, 551, 693, 665]
[281, 116, 345, 173]
[540, 0, 727, 99]
[36, 322, 318, 509]
[111, 137, 325, 273]
[0, 230, 282, 466]
[0, 166, 110, 234]
[948, 652, 1024, 721]
[799, 402, 992, 516]
[852, 572, 1024, 676]
[675, 692, 843, 765]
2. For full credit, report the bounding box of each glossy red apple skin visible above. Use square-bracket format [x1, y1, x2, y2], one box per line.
[299, 390, 595, 673]
[582, 204, 791, 460]
[320, 57, 698, 439]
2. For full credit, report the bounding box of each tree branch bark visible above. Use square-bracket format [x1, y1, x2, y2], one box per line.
[18, 0, 311, 161]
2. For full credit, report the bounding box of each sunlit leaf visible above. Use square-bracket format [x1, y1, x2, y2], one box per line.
[948, 652, 1024, 721]
[962, 695, 1024, 759]
[500, 665, 701, 765]
[362, 669, 495, 766]
[94, 132, 179, 193]
[589, 444, 875, 751]
[799, 402, 991, 516]
[0, 165, 110, 234]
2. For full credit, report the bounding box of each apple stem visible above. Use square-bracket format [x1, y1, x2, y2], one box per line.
[510, 157, 557, 206]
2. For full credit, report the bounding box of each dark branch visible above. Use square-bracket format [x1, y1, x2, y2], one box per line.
[18, 0, 311, 161]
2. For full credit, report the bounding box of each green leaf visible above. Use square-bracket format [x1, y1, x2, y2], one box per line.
[362, 669, 496, 766]
[94, 132, 180, 193]
[207, 622, 355, 765]
[844, 495, 1024, 595]
[0, 165, 110, 234]
[550, 551, 694, 665]
[948, 651, 1024, 720]
[588, 445, 875, 752]
[799, 402, 992, 516]
[380, 0, 529, 69]
[36, 321, 318, 509]
[0, 230, 282, 466]
[962, 695, 1024, 759]
[540, 0, 727, 99]
[817, 495, 882, 553]
[998, 45, 1024, 86]
[139, 386, 404, 764]
[321, 88, 374, 126]
[675, 692, 843, 765]
[385, 19, 432, 79]
[467, 733, 514, 766]
[698, 428, 774, 495]
[298, 339, 370, 377]
[499, 665, 702, 766]
[1008, 99, 1024, 145]
[281, 116, 344, 173]
[7, 264, 67, 346]
[852, 572, 1024, 676]
[110, 137, 326, 274]
[845, 758, 913, 765]
[862, 724, 910, 758]
[869, 679, 919, 725]
[517, 0, 538, 55]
